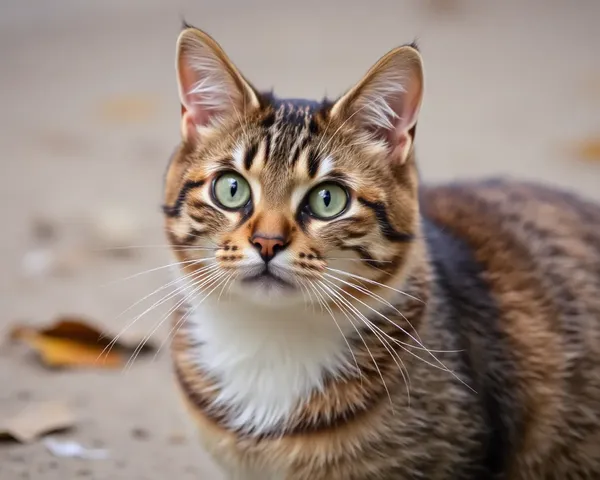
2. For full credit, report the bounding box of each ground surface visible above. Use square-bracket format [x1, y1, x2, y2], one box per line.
[1, 0, 599, 478]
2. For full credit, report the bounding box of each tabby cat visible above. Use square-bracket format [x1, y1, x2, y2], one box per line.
[164, 25, 600, 480]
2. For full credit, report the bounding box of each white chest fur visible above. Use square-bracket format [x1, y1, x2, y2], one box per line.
[184, 296, 354, 435]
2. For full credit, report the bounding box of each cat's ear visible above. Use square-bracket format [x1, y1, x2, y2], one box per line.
[176, 28, 260, 144]
[330, 45, 424, 165]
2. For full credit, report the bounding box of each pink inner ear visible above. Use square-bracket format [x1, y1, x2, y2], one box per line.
[389, 131, 410, 162]
[388, 90, 419, 143]
[179, 58, 220, 129]
[187, 102, 214, 127]
[181, 110, 199, 143]
[373, 88, 420, 163]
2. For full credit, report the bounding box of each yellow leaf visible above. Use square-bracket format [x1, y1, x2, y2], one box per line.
[9, 316, 155, 370]
[15, 328, 122, 368]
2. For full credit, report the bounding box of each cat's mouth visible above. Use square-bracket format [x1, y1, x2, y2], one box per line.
[241, 269, 294, 289]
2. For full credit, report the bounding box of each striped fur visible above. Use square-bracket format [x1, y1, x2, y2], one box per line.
[164, 26, 600, 480]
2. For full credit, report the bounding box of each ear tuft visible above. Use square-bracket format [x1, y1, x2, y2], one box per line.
[330, 45, 424, 164]
[407, 38, 420, 52]
[180, 17, 195, 31]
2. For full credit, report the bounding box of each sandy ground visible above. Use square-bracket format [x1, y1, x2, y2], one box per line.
[0, 0, 599, 478]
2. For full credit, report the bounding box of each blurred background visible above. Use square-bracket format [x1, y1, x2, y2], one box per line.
[0, 0, 599, 478]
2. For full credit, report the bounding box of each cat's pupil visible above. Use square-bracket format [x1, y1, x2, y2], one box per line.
[320, 190, 331, 207]
[229, 179, 238, 198]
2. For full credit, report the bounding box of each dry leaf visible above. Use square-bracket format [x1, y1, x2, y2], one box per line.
[0, 401, 76, 443]
[573, 138, 600, 163]
[9, 316, 156, 369]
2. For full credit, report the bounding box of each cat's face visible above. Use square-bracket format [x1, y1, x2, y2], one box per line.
[164, 27, 424, 307]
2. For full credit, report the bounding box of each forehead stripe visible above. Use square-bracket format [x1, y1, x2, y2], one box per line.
[289, 144, 301, 166]
[290, 136, 311, 167]
[307, 149, 320, 178]
[263, 132, 272, 165]
[260, 111, 276, 129]
[243, 142, 259, 170]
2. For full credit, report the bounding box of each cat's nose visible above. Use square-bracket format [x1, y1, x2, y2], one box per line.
[250, 235, 287, 263]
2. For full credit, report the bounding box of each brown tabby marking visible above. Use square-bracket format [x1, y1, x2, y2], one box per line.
[164, 25, 600, 480]
[421, 181, 600, 478]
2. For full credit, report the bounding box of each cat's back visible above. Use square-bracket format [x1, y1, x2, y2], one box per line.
[420, 177, 600, 308]
[421, 178, 600, 478]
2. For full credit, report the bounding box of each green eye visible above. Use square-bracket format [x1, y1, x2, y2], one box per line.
[213, 172, 251, 210]
[307, 183, 348, 219]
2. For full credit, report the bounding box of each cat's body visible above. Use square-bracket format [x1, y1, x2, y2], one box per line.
[165, 26, 600, 479]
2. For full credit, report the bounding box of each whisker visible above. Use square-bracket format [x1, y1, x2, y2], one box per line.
[167, 271, 233, 352]
[325, 275, 442, 359]
[318, 281, 410, 405]
[324, 272, 399, 314]
[97, 264, 219, 362]
[93, 245, 219, 252]
[320, 279, 412, 376]
[307, 283, 363, 383]
[167, 248, 222, 255]
[106, 262, 218, 331]
[328, 278, 468, 396]
[298, 279, 316, 312]
[326, 267, 424, 304]
[151, 271, 232, 362]
[360, 315, 455, 374]
[103, 258, 215, 286]
[217, 272, 236, 303]
[125, 268, 228, 369]
[310, 282, 326, 314]
[326, 257, 392, 264]
[325, 280, 474, 392]
[164, 229, 220, 246]
[225, 272, 238, 300]
[297, 278, 310, 307]
[153, 304, 197, 363]
[314, 282, 397, 405]
[323, 273, 426, 348]
[323, 275, 459, 355]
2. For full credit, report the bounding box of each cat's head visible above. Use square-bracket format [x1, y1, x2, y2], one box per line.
[164, 26, 424, 307]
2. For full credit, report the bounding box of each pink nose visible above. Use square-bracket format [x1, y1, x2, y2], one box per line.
[250, 235, 287, 263]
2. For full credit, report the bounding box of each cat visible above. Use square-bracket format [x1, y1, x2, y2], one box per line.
[163, 24, 600, 480]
